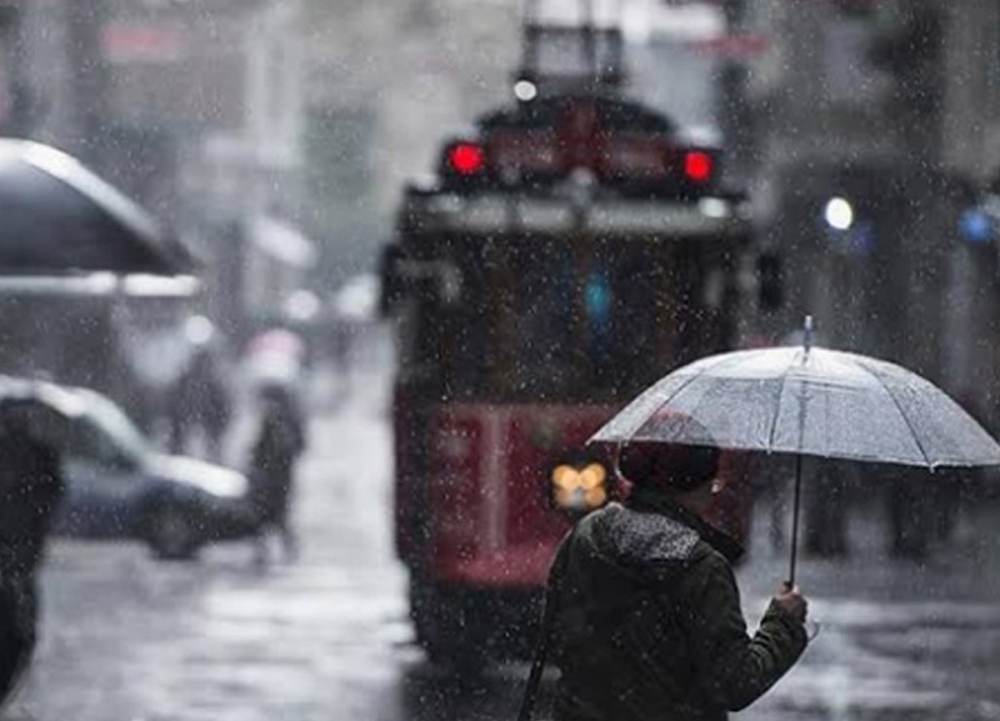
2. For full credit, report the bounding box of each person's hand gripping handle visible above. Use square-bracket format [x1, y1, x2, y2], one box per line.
[776, 582, 808, 625]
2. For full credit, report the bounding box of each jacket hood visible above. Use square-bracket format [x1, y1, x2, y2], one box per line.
[582, 488, 744, 572]
[628, 486, 745, 564]
[590, 502, 701, 568]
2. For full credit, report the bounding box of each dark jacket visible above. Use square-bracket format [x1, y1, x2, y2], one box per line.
[170, 353, 230, 438]
[0, 429, 64, 579]
[0, 428, 64, 705]
[552, 489, 807, 721]
[249, 403, 305, 525]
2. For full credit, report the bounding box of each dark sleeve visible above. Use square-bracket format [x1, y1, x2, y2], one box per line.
[293, 416, 307, 453]
[36, 444, 65, 521]
[685, 549, 808, 712]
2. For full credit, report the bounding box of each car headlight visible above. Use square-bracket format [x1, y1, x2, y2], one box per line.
[551, 462, 608, 513]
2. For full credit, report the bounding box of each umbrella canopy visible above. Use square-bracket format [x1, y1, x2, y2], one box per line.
[0, 138, 190, 276]
[591, 345, 1000, 469]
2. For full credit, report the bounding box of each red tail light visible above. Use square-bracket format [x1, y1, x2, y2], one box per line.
[684, 151, 713, 183]
[448, 142, 486, 176]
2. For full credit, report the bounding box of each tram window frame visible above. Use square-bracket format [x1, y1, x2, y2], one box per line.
[401, 232, 739, 403]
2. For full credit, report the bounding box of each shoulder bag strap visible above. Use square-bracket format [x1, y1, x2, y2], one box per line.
[517, 530, 573, 721]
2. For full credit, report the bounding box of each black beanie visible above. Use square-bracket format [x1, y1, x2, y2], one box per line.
[619, 440, 720, 492]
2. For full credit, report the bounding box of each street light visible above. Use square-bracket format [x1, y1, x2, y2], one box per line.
[184, 315, 215, 346]
[514, 79, 538, 102]
[824, 197, 854, 231]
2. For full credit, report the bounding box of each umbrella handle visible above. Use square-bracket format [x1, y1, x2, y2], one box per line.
[787, 453, 803, 587]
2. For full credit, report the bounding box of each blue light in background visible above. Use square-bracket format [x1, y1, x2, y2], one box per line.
[585, 271, 612, 327]
[959, 208, 993, 244]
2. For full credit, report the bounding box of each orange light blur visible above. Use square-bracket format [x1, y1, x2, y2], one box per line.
[551, 462, 609, 511]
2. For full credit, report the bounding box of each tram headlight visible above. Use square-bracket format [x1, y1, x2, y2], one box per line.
[551, 462, 609, 513]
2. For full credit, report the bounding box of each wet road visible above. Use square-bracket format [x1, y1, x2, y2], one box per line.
[6, 358, 1000, 721]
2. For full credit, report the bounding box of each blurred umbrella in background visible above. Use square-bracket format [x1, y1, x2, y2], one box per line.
[245, 327, 306, 386]
[0, 138, 194, 277]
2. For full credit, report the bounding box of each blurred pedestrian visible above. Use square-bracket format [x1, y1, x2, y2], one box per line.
[804, 459, 849, 557]
[929, 467, 967, 544]
[0, 399, 65, 706]
[925, 390, 983, 545]
[885, 466, 932, 559]
[531, 432, 808, 721]
[168, 347, 231, 461]
[249, 383, 306, 564]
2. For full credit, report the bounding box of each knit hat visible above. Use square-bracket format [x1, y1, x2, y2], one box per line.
[618, 415, 720, 492]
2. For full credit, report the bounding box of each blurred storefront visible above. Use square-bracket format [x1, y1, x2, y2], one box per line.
[0, 281, 198, 428]
[726, 0, 1000, 432]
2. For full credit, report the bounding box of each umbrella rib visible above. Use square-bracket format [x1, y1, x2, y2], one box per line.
[858, 360, 933, 468]
[766, 349, 800, 453]
[625, 352, 745, 442]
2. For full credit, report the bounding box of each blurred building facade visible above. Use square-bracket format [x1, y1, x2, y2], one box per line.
[5, 0, 1000, 427]
[728, 0, 1000, 430]
[0, 0, 524, 336]
[0, 0, 730, 331]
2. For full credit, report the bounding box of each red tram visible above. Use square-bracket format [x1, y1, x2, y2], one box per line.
[380, 22, 763, 663]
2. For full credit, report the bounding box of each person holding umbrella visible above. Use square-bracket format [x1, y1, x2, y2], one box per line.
[518, 318, 1000, 721]
[538, 420, 808, 721]
[590, 317, 1000, 585]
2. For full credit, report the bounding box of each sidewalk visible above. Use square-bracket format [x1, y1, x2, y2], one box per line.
[739, 491, 1000, 603]
[736, 497, 1000, 721]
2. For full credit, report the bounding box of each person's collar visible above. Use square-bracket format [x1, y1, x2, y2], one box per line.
[627, 485, 745, 564]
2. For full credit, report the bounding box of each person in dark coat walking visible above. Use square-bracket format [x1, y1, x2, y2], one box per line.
[249, 384, 306, 564]
[549, 435, 808, 721]
[168, 348, 231, 461]
[0, 399, 65, 706]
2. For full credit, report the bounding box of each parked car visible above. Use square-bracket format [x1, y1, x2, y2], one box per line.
[0, 376, 255, 560]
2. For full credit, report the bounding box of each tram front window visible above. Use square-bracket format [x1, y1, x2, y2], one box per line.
[409, 237, 728, 403]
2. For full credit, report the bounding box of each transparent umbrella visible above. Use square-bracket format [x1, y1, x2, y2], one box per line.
[590, 318, 1000, 583]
